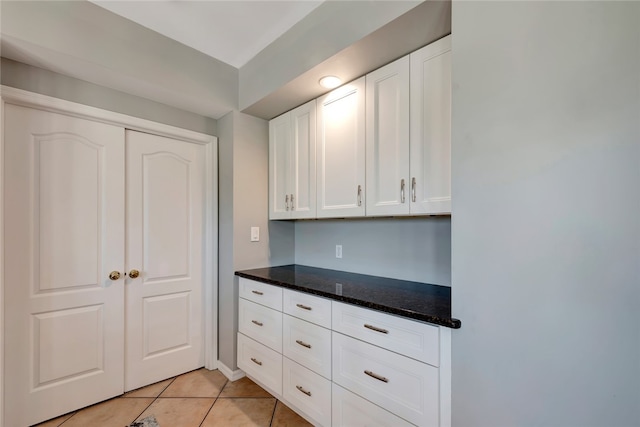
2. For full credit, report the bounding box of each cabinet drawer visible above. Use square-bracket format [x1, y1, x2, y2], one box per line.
[332, 383, 414, 427]
[237, 333, 282, 397]
[283, 357, 331, 427]
[332, 332, 439, 427]
[283, 314, 331, 379]
[239, 278, 282, 311]
[333, 301, 439, 366]
[283, 289, 332, 328]
[238, 298, 282, 352]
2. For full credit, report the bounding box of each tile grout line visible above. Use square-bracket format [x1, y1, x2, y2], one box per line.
[269, 400, 279, 427]
[197, 377, 227, 427]
[129, 376, 178, 425]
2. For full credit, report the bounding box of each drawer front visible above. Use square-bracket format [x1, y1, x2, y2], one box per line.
[283, 289, 332, 328]
[283, 315, 332, 379]
[283, 357, 332, 427]
[332, 383, 414, 427]
[332, 332, 439, 427]
[239, 277, 283, 311]
[238, 298, 282, 352]
[333, 301, 439, 366]
[237, 333, 282, 397]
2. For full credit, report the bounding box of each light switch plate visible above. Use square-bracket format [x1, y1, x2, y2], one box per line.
[251, 227, 260, 242]
[336, 245, 342, 258]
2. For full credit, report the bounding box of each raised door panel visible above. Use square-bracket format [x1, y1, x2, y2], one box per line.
[3, 105, 125, 426]
[290, 100, 317, 219]
[125, 130, 204, 391]
[366, 56, 411, 216]
[269, 113, 292, 219]
[410, 35, 452, 215]
[316, 77, 366, 218]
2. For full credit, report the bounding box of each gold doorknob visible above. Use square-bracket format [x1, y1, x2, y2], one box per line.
[109, 271, 121, 280]
[128, 269, 140, 279]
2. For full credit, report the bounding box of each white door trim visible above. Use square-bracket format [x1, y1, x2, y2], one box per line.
[0, 85, 219, 427]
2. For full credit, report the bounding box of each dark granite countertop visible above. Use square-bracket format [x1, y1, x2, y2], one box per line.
[235, 264, 461, 329]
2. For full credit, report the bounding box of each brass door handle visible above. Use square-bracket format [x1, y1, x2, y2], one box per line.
[109, 271, 121, 281]
[128, 269, 140, 279]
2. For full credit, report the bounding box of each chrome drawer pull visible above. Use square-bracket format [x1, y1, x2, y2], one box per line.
[296, 303, 312, 311]
[251, 358, 262, 366]
[364, 324, 389, 334]
[364, 370, 389, 383]
[251, 320, 263, 326]
[251, 290, 264, 295]
[296, 339, 312, 349]
[296, 385, 312, 396]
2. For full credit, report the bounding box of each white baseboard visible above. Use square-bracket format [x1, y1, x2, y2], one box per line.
[217, 360, 246, 382]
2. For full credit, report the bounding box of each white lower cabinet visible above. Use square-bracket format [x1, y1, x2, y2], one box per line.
[332, 383, 414, 427]
[283, 357, 332, 427]
[237, 279, 451, 427]
[332, 332, 439, 427]
[237, 333, 283, 396]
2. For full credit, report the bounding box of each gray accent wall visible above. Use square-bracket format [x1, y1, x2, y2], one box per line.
[295, 217, 451, 286]
[451, 2, 640, 426]
[1, 58, 217, 135]
[1, 0, 237, 119]
[217, 111, 294, 370]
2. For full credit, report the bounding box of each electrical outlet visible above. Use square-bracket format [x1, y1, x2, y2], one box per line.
[251, 227, 260, 242]
[336, 245, 342, 258]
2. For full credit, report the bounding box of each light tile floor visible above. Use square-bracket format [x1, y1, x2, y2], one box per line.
[34, 368, 313, 427]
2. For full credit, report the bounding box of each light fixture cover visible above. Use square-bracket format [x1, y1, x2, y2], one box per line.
[319, 75, 342, 89]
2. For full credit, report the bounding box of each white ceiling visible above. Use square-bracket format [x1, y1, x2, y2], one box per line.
[89, 0, 324, 68]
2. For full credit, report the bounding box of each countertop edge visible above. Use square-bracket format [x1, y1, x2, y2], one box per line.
[235, 270, 462, 329]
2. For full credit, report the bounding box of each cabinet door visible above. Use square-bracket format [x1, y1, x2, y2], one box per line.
[316, 77, 366, 218]
[290, 100, 317, 219]
[3, 105, 125, 426]
[269, 112, 292, 219]
[366, 56, 410, 216]
[410, 35, 452, 214]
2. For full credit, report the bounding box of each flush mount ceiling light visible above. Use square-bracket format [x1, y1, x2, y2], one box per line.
[319, 75, 342, 89]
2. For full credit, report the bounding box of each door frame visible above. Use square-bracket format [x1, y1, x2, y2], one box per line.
[0, 85, 219, 427]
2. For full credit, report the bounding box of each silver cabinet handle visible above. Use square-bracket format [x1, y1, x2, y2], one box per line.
[364, 324, 389, 334]
[365, 370, 389, 383]
[357, 185, 362, 206]
[296, 339, 312, 349]
[296, 385, 312, 396]
[296, 303, 312, 311]
[411, 177, 416, 202]
[290, 194, 294, 210]
[251, 320, 263, 326]
[251, 290, 264, 295]
[251, 357, 262, 366]
[285, 194, 289, 211]
[401, 179, 405, 203]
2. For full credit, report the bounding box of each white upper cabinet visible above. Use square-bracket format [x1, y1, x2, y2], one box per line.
[268, 36, 451, 220]
[269, 100, 317, 220]
[410, 35, 452, 214]
[316, 77, 366, 218]
[366, 56, 411, 216]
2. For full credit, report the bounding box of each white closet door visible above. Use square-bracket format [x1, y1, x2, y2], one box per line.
[3, 105, 125, 426]
[124, 130, 204, 391]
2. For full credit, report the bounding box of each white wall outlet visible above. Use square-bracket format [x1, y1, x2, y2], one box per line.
[336, 245, 342, 258]
[250, 227, 260, 242]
